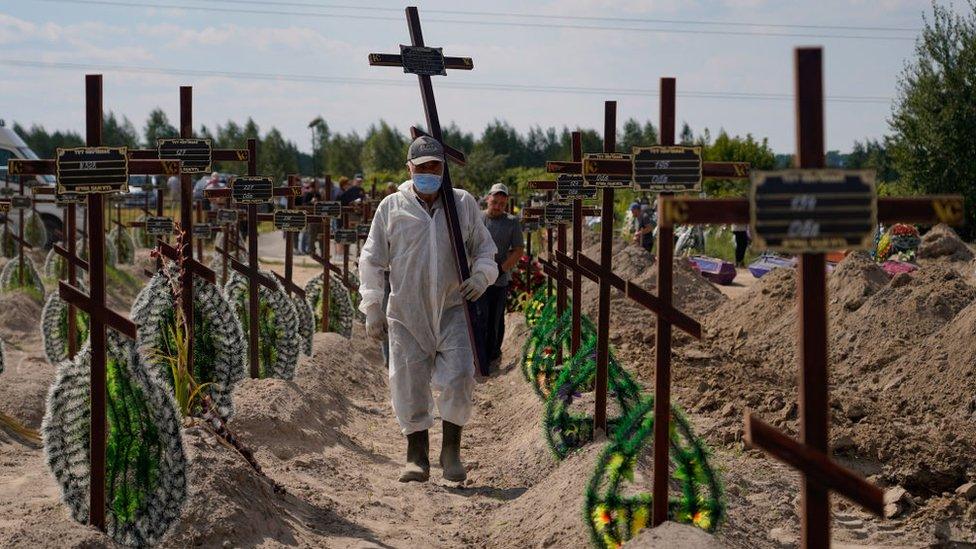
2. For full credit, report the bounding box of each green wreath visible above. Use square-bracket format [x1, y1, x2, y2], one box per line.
[132, 216, 158, 249]
[542, 335, 643, 460]
[303, 273, 354, 339]
[131, 266, 248, 420]
[42, 330, 188, 546]
[41, 281, 91, 365]
[344, 270, 365, 323]
[520, 304, 596, 398]
[224, 270, 301, 380]
[585, 396, 725, 547]
[108, 226, 136, 264]
[1, 256, 45, 294]
[44, 247, 67, 280]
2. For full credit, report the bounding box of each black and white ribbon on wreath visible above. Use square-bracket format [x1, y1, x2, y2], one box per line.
[107, 226, 137, 265]
[131, 264, 247, 420]
[76, 237, 118, 268]
[0, 255, 45, 294]
[293, 294, 314, 356]
[40, 278, 89, 366]
[42, 330, 187, 547]
[223, 269, 301, 380]
[302, 272, 354, 339]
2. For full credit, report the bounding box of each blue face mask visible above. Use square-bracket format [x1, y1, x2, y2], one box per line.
[413, 173, 442, 194]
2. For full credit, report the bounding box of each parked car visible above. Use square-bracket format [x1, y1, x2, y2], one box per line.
[0, 119, 70, 248]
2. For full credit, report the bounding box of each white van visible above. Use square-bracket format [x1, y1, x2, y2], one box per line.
[0, 119, 68, 248]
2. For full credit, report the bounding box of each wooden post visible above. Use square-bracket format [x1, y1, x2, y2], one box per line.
[322, 175, 333, 331]
[570, 132, 583, 355]
[652, 76, 677, 527]
[593, 100, 617, 436]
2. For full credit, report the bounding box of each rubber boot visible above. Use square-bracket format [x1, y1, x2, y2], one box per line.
[439, 421, 467, 482]
[398, 430, 429, 483]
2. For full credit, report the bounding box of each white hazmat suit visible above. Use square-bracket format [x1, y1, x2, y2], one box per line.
[359, 181, 498, 435]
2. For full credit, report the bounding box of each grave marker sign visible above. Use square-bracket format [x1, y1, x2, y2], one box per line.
[157, 138, 212, 174]
[632, 145, 703, 192]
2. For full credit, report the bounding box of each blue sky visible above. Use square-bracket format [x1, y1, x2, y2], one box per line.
[0, 0, 963, 154]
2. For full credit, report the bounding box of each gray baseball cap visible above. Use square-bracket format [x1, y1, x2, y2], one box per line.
[488, 182, 509, 196]
[407, 135, 444, 165]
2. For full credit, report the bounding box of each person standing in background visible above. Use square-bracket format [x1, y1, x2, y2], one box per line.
[732, 223, 750, 267]
[476, 183, 524, 373]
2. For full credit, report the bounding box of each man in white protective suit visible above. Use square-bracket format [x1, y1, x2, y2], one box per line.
[358, 135, 498, 483]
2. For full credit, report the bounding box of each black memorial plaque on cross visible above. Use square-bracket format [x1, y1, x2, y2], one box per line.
[555, 173, 598, 201]
[157, 138, 212, 174]
[274, 209, 307, 232]
[56, 147, 129, 194]
[233, 176, 273, 203]
[10, 195, 31, 209]
[192, 223, 213, 240]
[315, 201, 342, 218]
[333, 228, 357, 245]
[217, 208, 238, 224]
[750, 169, 877, 253]
[632, 145, 703, 192]
[582, 152, 633, 188]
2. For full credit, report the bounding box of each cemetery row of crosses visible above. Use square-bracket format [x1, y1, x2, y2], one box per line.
[0, 8, 973, 549]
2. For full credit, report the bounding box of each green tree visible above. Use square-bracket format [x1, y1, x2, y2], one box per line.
[480, 120, 526, 168]
[845, 138, 899, 183]
[620, 118, 646, 151]
[143, 108, 177, 146]
[259, 128, 300, 182]
[702, 130, 776, 196]
[454, 147, 507, 194]
[13, 123, 83, 158]
[361, 120, 407, 174]
[888, 0, 976, 238]
[323, 132, 363, 178]
[442, 122, 475, 154]
[102, 112, 139, 148]
[679, 122, 694, 145]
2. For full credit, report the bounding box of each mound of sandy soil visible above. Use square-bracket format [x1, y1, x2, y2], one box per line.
[0, 290, 43, 341]
[625, 521, 725, 548]
[918, 224, 974, 263]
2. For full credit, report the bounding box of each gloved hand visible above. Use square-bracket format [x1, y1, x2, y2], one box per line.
[365, 305, 388, 341]
[459, 272, 489, 301]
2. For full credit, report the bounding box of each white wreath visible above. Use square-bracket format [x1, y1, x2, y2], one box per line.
[0, 255, 45, 294]
[303, 272, 354, 339]
[40, 279, 89, 366]
[131, 265, 247, 419]
[42, 330, 187, 546]
[223, 269, 301, 380]
[107, 226, 136, 264]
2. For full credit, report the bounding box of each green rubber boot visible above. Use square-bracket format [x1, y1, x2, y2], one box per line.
[398, 430, 430, 483]
[439, 421, 467, 482]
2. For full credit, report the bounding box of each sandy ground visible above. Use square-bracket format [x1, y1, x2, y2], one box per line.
[2, 227, 976, 548]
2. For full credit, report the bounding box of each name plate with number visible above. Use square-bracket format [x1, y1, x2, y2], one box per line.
[315, 201, 342, 218]
[56, 192, 85, 205]
[582, 153, 633, 188]
[632, 146, 703, 192]
[232, 176, 273, 204]
[192, 224, 213, 239]
[399, 45, 447, 76]
[522, 218, 542, 232]
[355, 223, 371, 238]
[0, 201, 10, 214]
[555, 174, 598, 201]
[56, 147, 129, 194]
[217, 209, 238, 223]
[10, 195, 32, 209]
[157, 138, 213, 174]
[544, 203, 574, 225]
[750, 170, 877, 253]
[333, 228, 357, 245]
[146, 216, 174, 236]
[274, 210, 307, 232]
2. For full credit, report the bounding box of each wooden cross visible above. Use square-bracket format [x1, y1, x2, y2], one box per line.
[6, 176, 34, 287]
[8, 74, 180, 532]
[657, 48, 964, 546]
[129, 86, 257, 382]
[368, 6, 489, 375]
[204, 180, 300, 378]
[253, 175, 305, 298]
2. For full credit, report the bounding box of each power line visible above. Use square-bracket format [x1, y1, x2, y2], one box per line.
[0, 58, 894, 104]
[32, 0, 917, 41]
[201, 0, 922, 34]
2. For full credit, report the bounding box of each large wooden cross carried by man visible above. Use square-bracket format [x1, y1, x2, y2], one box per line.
[368, 6, 489, 375]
